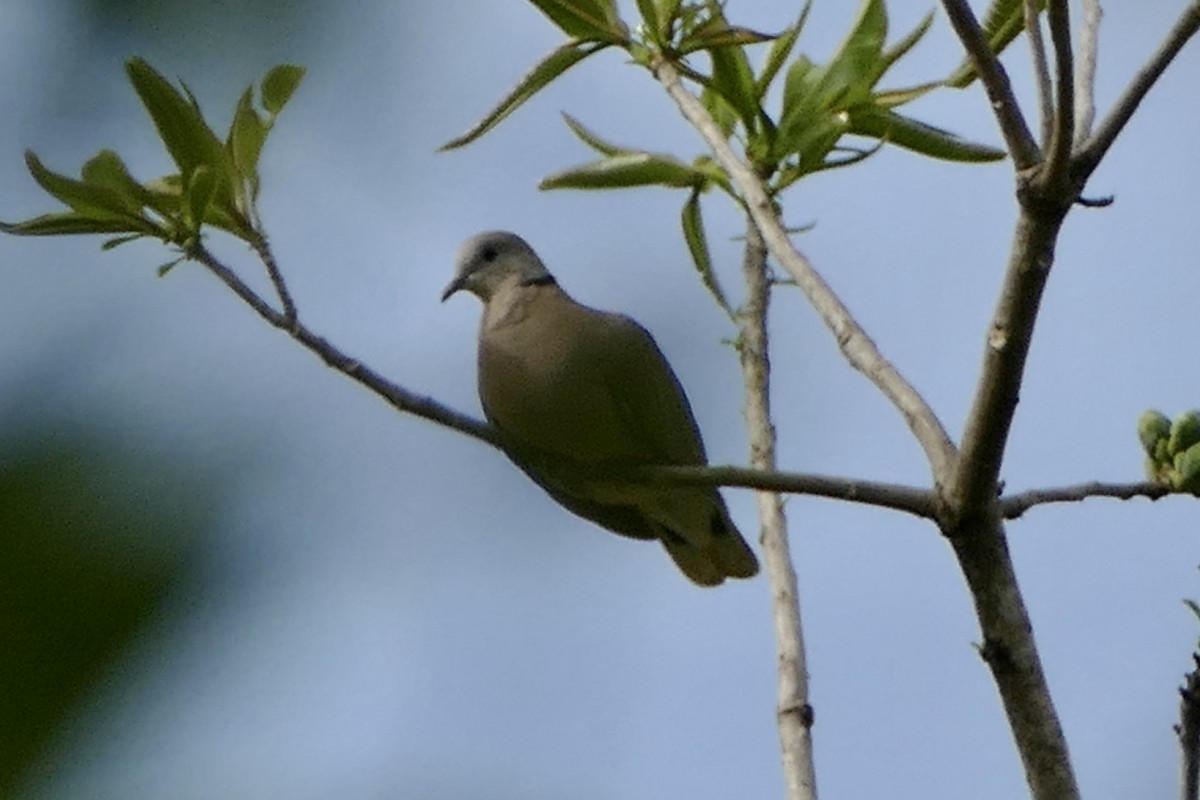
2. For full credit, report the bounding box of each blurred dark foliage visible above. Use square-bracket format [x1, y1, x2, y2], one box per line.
[0, 423, 220, 796]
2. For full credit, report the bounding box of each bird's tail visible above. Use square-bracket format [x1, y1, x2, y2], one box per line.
[661, 513, 759, 587]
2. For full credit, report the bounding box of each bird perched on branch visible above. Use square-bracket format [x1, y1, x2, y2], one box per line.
[442, 230, 758, 586]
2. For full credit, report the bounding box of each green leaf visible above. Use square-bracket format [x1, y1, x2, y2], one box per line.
[946, 0, 1046, 88]
[819, 0, 887, 104]
[101, 234, 145, 250]
[261, 64, 305, 115]
[185, 165, 217, 230]
[873, 10, 933, 85]
[681, 24, 776, 53]
[561, 113, 624, 156]
[680, 189, 732, 316]
[23, 152, 162, 235]
[157, 257, 184, 277]
[228, 87, 267, 197]
[755, 1, 811, 100]
[846, 107, 1007, 162]
[699, 5, 761, 134]
[539, 151, 704, 189]
[439, 40, 610, 151]
[1138, 410, 1172, 458]
[81, 149, 174, 217]
[874, 82, 941, 109]
[1168, 411, 1200, 455]
[0, 212, 154, 237]
[700, 83, 740, 139]
[125, 58, 229, 183]
[526, 0, 627, 42]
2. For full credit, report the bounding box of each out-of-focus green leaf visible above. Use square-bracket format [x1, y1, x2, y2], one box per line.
[635, 0, 660, 40]
[655, 0, 682, 38]
[527, 0, 628, 42]
[755, 1, 811, 100]
[440, 40, 609, 151]
[846, 107, 1007, 162]
[157, 257, 184, 276]
[261, 64, 305, 115]
[681, 24, 776, 53]
[561, 113, 625, 156]
[539, 151, 704, 189]
[680, 189, 732, 316]
[946, 0, 1046, 88]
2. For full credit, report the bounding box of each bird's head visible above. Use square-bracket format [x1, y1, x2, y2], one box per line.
[441, 231, 554, 303]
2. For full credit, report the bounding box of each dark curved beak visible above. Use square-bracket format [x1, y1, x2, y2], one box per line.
[440, 275, 466, 303]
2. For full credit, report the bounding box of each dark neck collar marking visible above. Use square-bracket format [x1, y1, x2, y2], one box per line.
[521, 274, 557, 287]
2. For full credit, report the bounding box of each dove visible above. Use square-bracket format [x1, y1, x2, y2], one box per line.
[442, 231, 758, 586]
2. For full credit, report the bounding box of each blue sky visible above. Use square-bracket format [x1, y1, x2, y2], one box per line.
[1, 1, 1198, 798]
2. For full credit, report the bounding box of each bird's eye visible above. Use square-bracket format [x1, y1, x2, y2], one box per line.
[481, 246, 498, 262]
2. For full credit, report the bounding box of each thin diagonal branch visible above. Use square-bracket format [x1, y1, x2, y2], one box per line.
[1074, 0, 1103, 147]
[1001, 479, 1169, 518]
[650, 56, 958, 485]
[1025, 0, 1054, 146]
[939, 0, 1042, 169]
[1042, 0, 1076, 184]
[1075, 1, 1200, 180]
[737, 218, 816, 800]
[188, 243, 498, 446]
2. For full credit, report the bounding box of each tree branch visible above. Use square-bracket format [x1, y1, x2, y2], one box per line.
[1073, 0, 1103, 148]
[939, 0, 1042, 169]
[1025, 0, 1054, 147]
[188, 242, 499, 447]
[1001, 479, 1170, 518]
[649, 56, 958, 485]
[1043, 0, 1076, 185]
[249, 232, 297, 325]
[1179, 649, 1200, 800]
[1075, 2, 1200, 180]
[736, 218, 816, 800]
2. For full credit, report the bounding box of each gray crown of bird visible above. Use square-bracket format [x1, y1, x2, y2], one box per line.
[443, 230, 759, 587]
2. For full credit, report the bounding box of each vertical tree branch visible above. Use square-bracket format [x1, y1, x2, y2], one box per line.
[738, 218, 817, 800]
[1025, 0, 1055, 146]
[1043, 0, 1076, 184]
[1074, 0, 1103, 147]
[1180, 648, 1200, 800]
[947, 511, 1080, 800]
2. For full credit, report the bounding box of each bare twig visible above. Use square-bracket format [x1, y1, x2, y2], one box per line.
[939, 0, 1042, 168]
[1179, 650, 1200, 800]
[1074, 0, 1103, 147]
[1075, 2, 1200, 180]
[188, 243, 498, 446]
[737, 219, 816, 800]
[248, 232, 297, 325]
[1001, 479, 1170, 518]
[650, 57, 958, 484]
[1042, 0, 1076, 185]
[1025, 0, 1055, 146]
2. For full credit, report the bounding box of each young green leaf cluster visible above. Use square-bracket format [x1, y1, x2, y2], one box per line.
[0, 59, 303, 272]
[441, 0, 1005, 314]
[1139, 409, 1200, 493]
